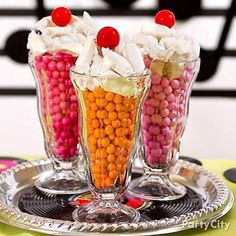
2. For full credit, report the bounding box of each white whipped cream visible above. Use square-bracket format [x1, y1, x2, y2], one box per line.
[27, 12, 98, 56]
[73, 36, 146, 93]
[135, 22, 200, 62]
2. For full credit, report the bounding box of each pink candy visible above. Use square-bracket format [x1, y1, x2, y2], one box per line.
[151, 73, 161, 85]
[35, 52, 79, 160]
[141, 68, 193, 167]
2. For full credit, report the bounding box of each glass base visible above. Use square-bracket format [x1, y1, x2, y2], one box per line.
[35, 170, 88, 195]
[73, 199, 140, 223]
[128, 173, 186, 201]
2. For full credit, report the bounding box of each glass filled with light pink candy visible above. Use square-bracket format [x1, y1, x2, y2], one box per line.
[128, 57, 200, 201]
[29, 52, 87, 194]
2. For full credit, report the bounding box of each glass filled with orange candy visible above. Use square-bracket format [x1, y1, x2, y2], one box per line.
[70, 69, 150, 223]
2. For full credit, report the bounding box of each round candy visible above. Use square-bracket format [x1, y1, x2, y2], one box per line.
[97, 26, 120, 49]
[51, 7, 72, 27]
[155, 10, 176, 28]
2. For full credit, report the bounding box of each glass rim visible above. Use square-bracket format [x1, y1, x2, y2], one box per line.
[28, 51, 78, 58]
[70, 67, 150, 80]
[149, 56, 200, 64]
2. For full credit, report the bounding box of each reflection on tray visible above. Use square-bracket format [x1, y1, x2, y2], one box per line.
[18, 178, 202, 222]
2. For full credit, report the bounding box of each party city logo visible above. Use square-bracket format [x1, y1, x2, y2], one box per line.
[182, 219, 231, 231]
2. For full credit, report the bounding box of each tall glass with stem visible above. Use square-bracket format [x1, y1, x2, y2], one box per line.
[29, 52, 87, 194]
[71, 68, 150, 223]
[128, 58, 200, 201]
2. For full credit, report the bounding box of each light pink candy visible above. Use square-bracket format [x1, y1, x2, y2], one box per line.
[164, 86, 172, 95]
[158, 157, 166, 164]
[149, 125, 160, 135]
[152, 85, 162, 93]
[149, 141, 160, 149]
[162, 127, 171, 136]
[150, 148, 162, 156]
[146, 106, 155, 115]
[157, 92, 166, 101]
[142, 69, 194, 166]
[147, 155, 158, 164]
[151, 74, 161, 85]
[160, 108, 169, 117]
[168, 102, 177, 111]
[150, 99, 160, 107]
[170, 80, 180, 89]
[162, 117, 171, 127]
[161, 77, 169, 88]
[160, 100, 168, 109]
[151, 114, 162, 124]
[142, 114, 151, 124]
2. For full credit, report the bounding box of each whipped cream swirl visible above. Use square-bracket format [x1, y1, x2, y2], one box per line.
[134, 22, 200, 62]
[27, 12, 97, 56]
[72, 36, 146, 95]
[74, 36, 145, 77]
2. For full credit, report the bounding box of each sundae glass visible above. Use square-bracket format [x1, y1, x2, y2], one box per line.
[128, 10, 200, 200]
[28, 8, 96, 194]
[71, 27, 150, 223]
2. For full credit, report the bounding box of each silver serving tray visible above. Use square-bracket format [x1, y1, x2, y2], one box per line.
[0, 159, 234, 235]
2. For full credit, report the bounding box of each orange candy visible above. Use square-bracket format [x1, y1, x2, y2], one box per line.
[118, 111, 127, 120]
[88, 126, 94, 136]
[115, 128, 125, 137]
[108, 163, 117, 171]
[101, 137, 110, 148]
[107, 154, 115, 163]
[96, 98, 108, 107]
[109, 170, 118, 179]
[88, 136, 97, 145]
[83, 87, 138, 190]
[91, 119, 100, 128]
[108, 111, 117, 120]
[89, 144, 97, 153]
[105, 92, 115, 101]
[90, 103, 98, 111]
[100, 110, 108, 119]
[105, 177, 113, 187]
[114, 94, 122, 104]
[114, 137, 124, 147]
[94, 87, 105, 98]
[94, 128, 105, 139]
[101, 148, 108, 158]
[112, 119, 121, 128]
[109, 134, 115, 141]
[105, 125, 114, 135]
[107, 144, 115, 154]
[106, 102, 115, 112]
[88, 93, 95, 102]
[115, 104, 123, 112]
[88, 110, 96, 120]
[104, 118, 111, 125]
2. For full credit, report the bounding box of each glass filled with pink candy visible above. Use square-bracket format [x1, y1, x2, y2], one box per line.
[128, 57, 200, 201]
[29, 52, 87, 194]
[27, 7, 95, 194]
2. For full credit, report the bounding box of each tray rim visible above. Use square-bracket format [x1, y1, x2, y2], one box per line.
[0, 158, 234, 235]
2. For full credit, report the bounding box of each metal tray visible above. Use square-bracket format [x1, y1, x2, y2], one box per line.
[0, 159, 234, 235]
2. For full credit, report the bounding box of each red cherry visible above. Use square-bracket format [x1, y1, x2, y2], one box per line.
[51, 7, 72, 27]
[155, 10, 176, 28]
[97, 26, 120, 49]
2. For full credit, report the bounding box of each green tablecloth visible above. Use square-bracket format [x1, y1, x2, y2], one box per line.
[0, 158, 235, 236]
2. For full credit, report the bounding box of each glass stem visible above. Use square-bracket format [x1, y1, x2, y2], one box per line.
[95, 193, 117, 204]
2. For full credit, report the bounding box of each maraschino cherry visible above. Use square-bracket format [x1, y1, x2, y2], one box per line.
[155, 10, 176, 28]
[51, 7, 72, 27]
[97, 26, 120, 49]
